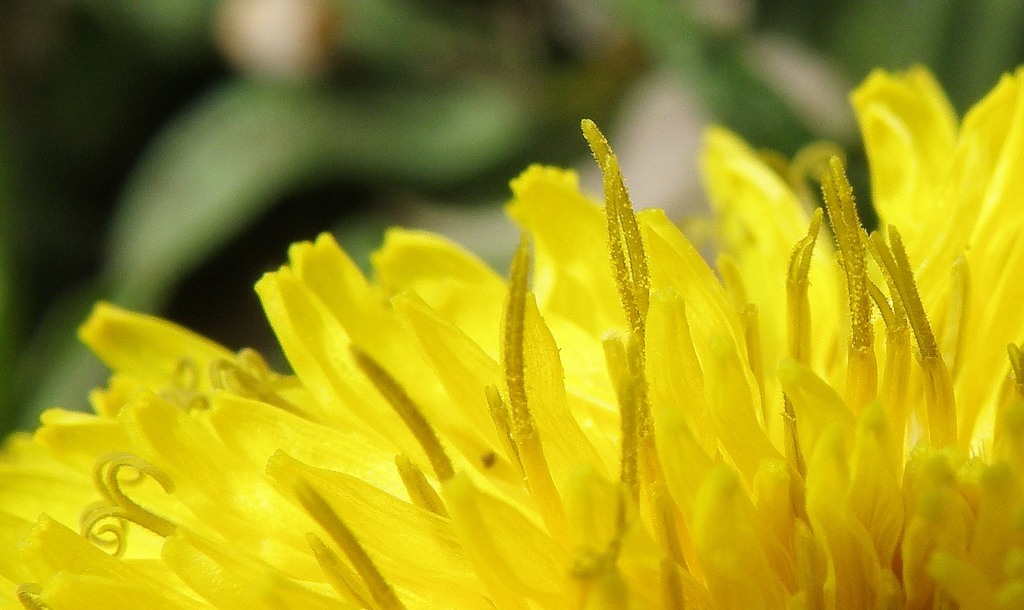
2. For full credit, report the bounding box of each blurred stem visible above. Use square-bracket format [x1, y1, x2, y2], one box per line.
[0, 126, 14, 435]
[14, 287, 108, 430]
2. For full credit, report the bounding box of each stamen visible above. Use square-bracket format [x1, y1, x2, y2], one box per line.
[865, 235, 912, 451]
[81, 453, 175, 556]
[867, 283, 911, 453]
[570, 489, 628, 579]
[79, 502, 129, 556]
[870, 227, 956, 446]
[350, 347, 454, 482]
[717, 254, 748, 310]
[780, 393, 805, 476]
[793, 142, 846, 183]
[210, 348, 299, 414]
[394, 454, 449, 517]
[210, 358, 254, 395]
[790, 142, 846, 209]
[865, 235, 908, 326]
[502, 236, 532, 439]
[160, 358, 209, 412]
[582, 119, 661, 504]
[484, 385, 522, 474]
[786, 208, 823, 364]
[760, 142, 844, 211]
[660, 557, 686, 610]
[716, 252, 766, 422]
[651, 482, 687, 570]
[603, 331, 656, 502]
[294, 480, 408, 610]
[626, 332, 652, 444]
[306, 533, 374, 607]
[581, 119, 650, 340]
[820, 156, 876, 408]
[867, 281, 896, 330]
[884, 228, 939, 359]
[782, 210, 823, 512]
[742, 304, 768, 428]
[794, 520, 826, 610]
[940, 255, 970, 378]
[16, 584, 51, 610]
[501, 236, 567, 542]
[1008, 344, 1024, 398]
[603, 336, 637, 497]
[237, 347, 273, 377]
[171, 358, 198, 390]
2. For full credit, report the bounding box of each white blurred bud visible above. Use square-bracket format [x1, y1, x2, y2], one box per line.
[215, 0, 338, 80]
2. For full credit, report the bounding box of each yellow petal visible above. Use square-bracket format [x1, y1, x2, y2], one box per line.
[778, 358, 856, 463]
[17, 515, 198, 606]
[371, 227, 505, 357]
[692, 465, 788, 609]
[266, 452, 493, 609]
[32, 572, 211, 610]
[957, 230, 1024, 443]
[967, 464, 1021, 584]
[929, 551, 996, 610]
[441, 472, 571, 607]
[506, 165, 624, 337]
[287, 237, 483, 442]
[78, 302, 233, 392]
[703, 335, 780, 484]
[655, 405, 715, 539]
[0, 433, 95, 527]
[33, 408, 130, 475]
[646, 288, 714, 455]
[804, 426, 882, 609]
[521, 293, 607, 485]
[911, 70, 1024, 317]
[162, 528, 344, 610]
[851, 67, 957, 245]
[204, 393, 409, 500]
[118, 392, 317, 577]
[847, 403, 903, 569]
[0, 511, 33, 585]
[255, 268, 421, 455]
[392, 293, 505, 456]
[641, 210, 743, 350]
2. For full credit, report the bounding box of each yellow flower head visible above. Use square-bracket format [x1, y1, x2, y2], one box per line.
[4, 66, 1024, 610]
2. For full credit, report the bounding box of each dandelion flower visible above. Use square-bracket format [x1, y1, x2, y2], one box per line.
[4, 66, 1024, 609]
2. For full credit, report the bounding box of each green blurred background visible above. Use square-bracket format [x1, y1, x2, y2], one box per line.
[1, 0, 1022, 435]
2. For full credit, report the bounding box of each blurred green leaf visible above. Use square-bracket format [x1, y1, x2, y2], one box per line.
[604, 0, 813, 151]
[104, 77, 532, 311]
[829, 0, 956, 79]
[943, 0, 1024, 109]
[338, 0, 496, 70]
